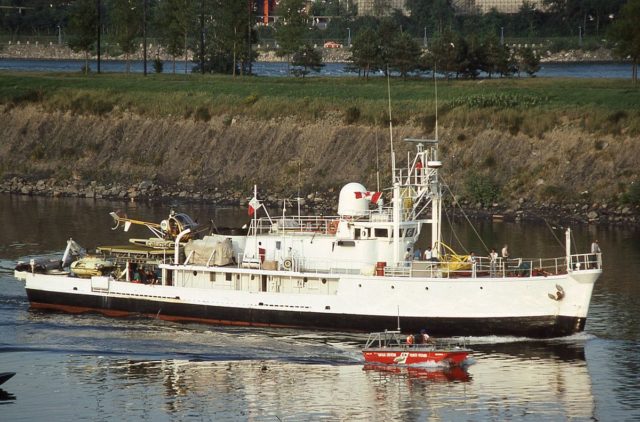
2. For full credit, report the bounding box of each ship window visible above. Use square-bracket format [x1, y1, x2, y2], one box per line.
[405, 228, 415, 237]
[193, 271, 198, 276]
[276, 241, 281, 250]
[226, 273, 232, 281]
[337, 240, 355, 247]
[210, 273, 215, 282]
[374, 228, 388, 238]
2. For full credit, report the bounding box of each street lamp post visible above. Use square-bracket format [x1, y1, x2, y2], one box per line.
[578, 25, 582, 47]
[57, 25, 61, 45]
[500, 27, 504, 45]
[423, 26, 427, 48]
[347, 27, 351, 47]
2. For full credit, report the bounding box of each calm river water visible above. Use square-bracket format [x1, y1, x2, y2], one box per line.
[0, 58, 633, 78]
[1, 193, 639, 421]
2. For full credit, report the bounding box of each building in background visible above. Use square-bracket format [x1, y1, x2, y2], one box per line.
[355, 0, 409, 17]
[453, 0, 544, 14]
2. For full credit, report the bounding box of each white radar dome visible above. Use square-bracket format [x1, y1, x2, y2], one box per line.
[338, 182, 369, 217]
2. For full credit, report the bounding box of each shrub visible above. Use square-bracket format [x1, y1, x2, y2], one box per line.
[418, 114, 436, 134]
[152, 57, 164, 73]
[68, 95, 113, 116]
[607, 110, 627, 124]
[244, 94, 260, 106]
[11, 89, 44, 104]
[344, 106, 361, 124]
[194, 105, 211, 122]
[482, 154, 496, 168]
[541, 184, 569, 201]
[465, 173, 500, 206]
[622, 182, 640, 205]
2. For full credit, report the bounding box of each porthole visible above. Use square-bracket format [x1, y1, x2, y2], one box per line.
[480, 286, 483, 290]
[322, 278, 327, 284]
[358, 284, 362, 288]
[425, 286, 429, 291]
[391, 285, 395, 289]
[193, 271, 197, 276]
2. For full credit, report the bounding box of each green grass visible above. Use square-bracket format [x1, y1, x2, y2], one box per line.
[1, 72, 639, 133]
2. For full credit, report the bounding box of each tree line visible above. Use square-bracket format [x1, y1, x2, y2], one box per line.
[0, 0, 638, 82]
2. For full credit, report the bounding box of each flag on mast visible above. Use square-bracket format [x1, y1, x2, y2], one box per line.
[354, 191, 382, 204]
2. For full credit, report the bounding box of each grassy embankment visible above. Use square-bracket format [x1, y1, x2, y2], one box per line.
[2, 72, 640, 208]
[1, 72, 639, 137]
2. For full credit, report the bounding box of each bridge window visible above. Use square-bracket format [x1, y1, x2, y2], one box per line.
[374, 228, 388, 238]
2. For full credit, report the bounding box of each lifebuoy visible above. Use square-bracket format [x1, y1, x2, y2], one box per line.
[282, 258, 293, 270]
[360, 230, 368, 239]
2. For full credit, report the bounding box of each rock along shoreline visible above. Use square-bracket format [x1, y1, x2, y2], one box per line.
[2, 177, 638, 227]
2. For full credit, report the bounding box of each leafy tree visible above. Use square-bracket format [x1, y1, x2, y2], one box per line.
[110, 0, 142, 73]
[608, 0, 640, 86]
[482, 34, 502, 78]
[155, 0, 195, 74]
[193, 0, 258, 75]
[406, 0, 454, 36]
[67, 0, 99, 75]
[376, 18, 400, 75]
[388, 32, 422, 80]
[425, 31, 457, 80]
[274, 0, 308, 74]
[349, 26, 381, 79]
[518, 45, 541, 77]
[214, 0, 257, 76]
[291, 44, 324, 78]
[495, 45, 518, 77]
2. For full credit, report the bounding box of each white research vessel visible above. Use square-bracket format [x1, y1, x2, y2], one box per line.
[15, 138, 601, 338]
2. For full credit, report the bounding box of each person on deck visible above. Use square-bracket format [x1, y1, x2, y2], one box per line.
[489, 248, 498, 275]
[414, 248, 422, 261]
[591, 240, 601, 268]
[404, 248, 412, 266]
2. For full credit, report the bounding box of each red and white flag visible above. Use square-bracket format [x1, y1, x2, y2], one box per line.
[354, 191, 382, 204]
[248, 197, 261, 216]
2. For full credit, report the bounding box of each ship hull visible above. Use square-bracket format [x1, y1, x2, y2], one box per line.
[26, 285, 587, 338]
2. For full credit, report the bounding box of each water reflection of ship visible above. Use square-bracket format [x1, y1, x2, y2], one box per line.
[471, 341, 595, 420]
[362, 363, 471, 382]
[62, 347, 596, 420]
[472, 340, 587, 362]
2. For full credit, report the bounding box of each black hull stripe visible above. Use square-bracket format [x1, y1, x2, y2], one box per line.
[26, 289, 586, 338]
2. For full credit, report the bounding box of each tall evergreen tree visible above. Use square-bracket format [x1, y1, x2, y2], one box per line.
[67, 0, 99, 74]
[291, 44, 324, 78]
[518, 45, 541, 77]
[388, 32, 421, 80]
[349, 26, 381, 79]
[274, 0, 308, 74]
[155, 0, 195, 74]
[110, 0, 143, 73]
[608, 0, 640, 86]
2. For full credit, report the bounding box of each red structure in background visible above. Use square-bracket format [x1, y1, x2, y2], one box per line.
[259, 0, 276, 25]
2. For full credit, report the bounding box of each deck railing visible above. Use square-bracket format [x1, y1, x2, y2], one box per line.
[226, 252, 601, 279]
